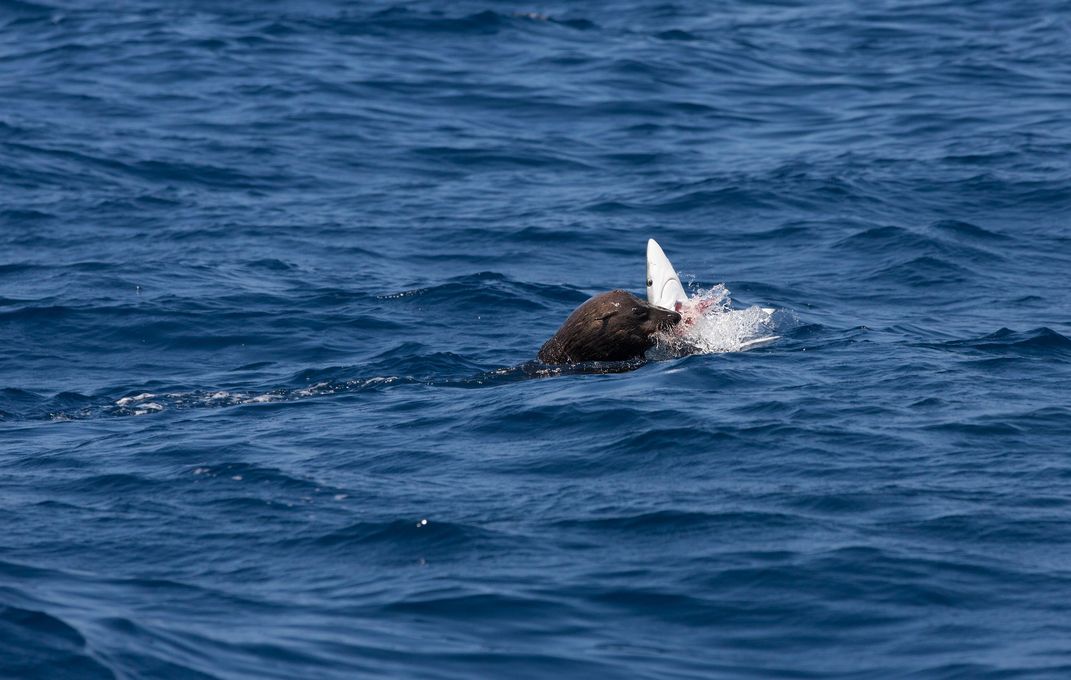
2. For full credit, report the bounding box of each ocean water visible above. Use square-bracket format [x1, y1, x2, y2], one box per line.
[2, 0, 1071, 677]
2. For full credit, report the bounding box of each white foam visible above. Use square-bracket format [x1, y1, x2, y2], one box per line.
[247, 394, 281, 403]
[294, 381, 333, 397]
[133, 402, 164, 415]
[654, 284, 780, 356]
[116, 392, 155, 406]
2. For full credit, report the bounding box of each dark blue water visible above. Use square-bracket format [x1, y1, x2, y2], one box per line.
[3, 1, 1071, 677]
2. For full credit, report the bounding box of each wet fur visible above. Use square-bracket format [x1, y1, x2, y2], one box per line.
[538, 290, 682, 364]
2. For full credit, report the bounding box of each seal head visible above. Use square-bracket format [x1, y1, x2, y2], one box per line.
[538, 290, 682, 364]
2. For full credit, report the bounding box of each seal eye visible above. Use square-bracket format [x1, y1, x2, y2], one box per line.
[646, 279, 653, 287]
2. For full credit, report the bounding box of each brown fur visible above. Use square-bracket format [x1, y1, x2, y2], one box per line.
[538, 290, 681, 364]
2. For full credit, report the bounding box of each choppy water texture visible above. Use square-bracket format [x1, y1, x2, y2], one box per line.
[3, 0, 1071, 677]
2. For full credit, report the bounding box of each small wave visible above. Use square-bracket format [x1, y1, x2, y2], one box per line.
[0, 603, 113, 680]
[59, 473, 156, 494]
[925, 327, 1071, 356]
[747, 222, 816, 241]
[0, 208, 53, 222]
[656, 29, 699, 41]
[380, 271, 582, 313]
[13, 375, 405, 421]
[282, 519, 531, 566]
[107, 377, 406, 418]
[365, 8, 505, 35]
[865, 255, 975, 286]
[21, 345, 573, 421]
[410, 145, 592, 171]
[322, 7, 599, 39]
[0, 387, 45, 417]
[836, 224, 1003, 266]
[553, 509, 801, 534]
[0, 0, 52, 17]
[187, 462, 333, 495]
[380, 591, 561, 619]
[928, 219, 1010, 242]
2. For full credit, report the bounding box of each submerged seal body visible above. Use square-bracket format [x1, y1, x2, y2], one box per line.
[538, 290, 681, 364]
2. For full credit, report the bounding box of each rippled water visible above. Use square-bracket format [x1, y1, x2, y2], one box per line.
[3, 1, 1071, 677]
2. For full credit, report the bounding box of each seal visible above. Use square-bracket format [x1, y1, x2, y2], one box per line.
[538, 290, 682, 364]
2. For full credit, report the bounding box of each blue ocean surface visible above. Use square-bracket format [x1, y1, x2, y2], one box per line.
[3, 0, 1071, 677]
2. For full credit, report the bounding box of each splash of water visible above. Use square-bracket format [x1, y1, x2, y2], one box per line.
[651, 284, 781, 357]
